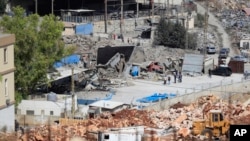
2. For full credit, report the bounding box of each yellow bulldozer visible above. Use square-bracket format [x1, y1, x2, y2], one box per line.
[192, 110, 230, 138]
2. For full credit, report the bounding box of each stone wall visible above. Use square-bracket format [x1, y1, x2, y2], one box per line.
[145, 79, 250, 111]
[93, 18, 148, 34]
[16, 115, 61, 127]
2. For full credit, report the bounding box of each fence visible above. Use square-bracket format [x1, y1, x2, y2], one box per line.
[59, 118, 87, 126]
[145, 78, 250, 111]
[61, 10, 161, 23]
[62, 15, 105, 23]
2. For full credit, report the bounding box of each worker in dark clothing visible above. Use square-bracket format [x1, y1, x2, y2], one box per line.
[167, 76, 171, 85]
[163, 77, 167, 85]
[208, 68, 212, 78]
[178, 72, 182, 83]
[173, 69, 177, 83]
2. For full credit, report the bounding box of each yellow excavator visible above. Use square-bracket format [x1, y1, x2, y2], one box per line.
[192, 110, 230, 139]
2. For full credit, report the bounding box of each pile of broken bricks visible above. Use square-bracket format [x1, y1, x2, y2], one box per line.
[15, 95, 250, 141]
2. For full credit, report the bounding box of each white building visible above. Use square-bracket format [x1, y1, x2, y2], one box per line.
[16, 95, 78, 126]
[0, 34, 15, 132]
[88, 100, 127, 118]
[100, 126, 144, 141]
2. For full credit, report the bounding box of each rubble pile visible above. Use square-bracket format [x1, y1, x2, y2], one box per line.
[62, 35, 114, 52]
[196, 31, 220, 50]
[14, 95, 250, 141]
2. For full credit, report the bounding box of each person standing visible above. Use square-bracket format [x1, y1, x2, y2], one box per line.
[167, 75, 171, 85]
[208, 68, 212, 78]
[178, 72, 182, 83]
[244, 70, 248, 80]
[173, 69, 177, 83]
[163, 75, 167, 85]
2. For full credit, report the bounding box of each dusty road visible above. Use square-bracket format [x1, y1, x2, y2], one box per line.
[195, 2, 236, 56]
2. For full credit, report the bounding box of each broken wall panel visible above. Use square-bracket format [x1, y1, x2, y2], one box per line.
[97, 46, 135, 65]
[182, 54, 204, 74]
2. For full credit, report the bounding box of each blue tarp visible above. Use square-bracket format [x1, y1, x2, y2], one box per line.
[76, 23, 93, 35]
[131, 66, 139, 76]
[53, 54, 80, 68]
[136, 93, 176, 103]
[77, 99, 97, 105]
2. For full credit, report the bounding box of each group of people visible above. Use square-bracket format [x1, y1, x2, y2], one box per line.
[163, 69, 182, 85]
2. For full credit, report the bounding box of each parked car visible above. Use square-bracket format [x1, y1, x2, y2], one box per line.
[219, 50, 228, 59]
[231, 55, 248, 63]
[206, 46, 216, 54]
[211, 66, 232, 76]
[221, 48, 230, 54]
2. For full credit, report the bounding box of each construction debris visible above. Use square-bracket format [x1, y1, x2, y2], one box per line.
[9, 95, 249, 141]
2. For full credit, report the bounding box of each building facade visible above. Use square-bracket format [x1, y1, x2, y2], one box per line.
[0, 34, 15, 132]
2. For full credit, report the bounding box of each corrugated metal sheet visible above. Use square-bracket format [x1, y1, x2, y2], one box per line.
[97, 46, 135, 65]
[182, 54, 204, 73]
[228, 60, 244, 73]
[75, 23, 93, 35]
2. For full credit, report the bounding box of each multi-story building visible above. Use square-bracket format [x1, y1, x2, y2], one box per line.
[0, 34, 15, 132]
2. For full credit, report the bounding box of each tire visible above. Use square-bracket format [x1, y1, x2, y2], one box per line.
[201, 129, 213, 139]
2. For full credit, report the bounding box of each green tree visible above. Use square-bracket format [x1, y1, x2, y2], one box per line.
[153, 17, 169, 46]
[154, 17, 186, 48]
[0, 6, 72, 100]
[0, 0, 6, 14]
[188, 32, 198, 50]
[170, 21, 186, 48]
[195, 13, 205, 28]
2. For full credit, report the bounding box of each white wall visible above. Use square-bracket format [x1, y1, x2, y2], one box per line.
[240, 39, 250, 49]
[0, 105, 15, 132]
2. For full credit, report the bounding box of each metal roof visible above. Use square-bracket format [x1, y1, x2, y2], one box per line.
[182, 54, 204, 73]
[89, 100, 124, 109]
[18, 100, 63, 110]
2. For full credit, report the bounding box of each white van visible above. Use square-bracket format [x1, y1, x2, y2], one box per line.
[206, 46, 216, 54]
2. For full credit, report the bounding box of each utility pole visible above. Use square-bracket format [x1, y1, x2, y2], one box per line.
[167, 0, 169, 17]
[171, 0, 173, 16]
[185, 15, 189, 49]
[67, 0, 70, 9]
[151, 0, 154, 18]
[51, 0, 54, 15]
[181, 0, 184, 16]
[203, 0, 209, 58]
[34, 0, 38, 14]
[137, 0, 139, 19]
[104, 0, 108, 33]
[71, 67, 75, 118]
[120, 0, 123, 37]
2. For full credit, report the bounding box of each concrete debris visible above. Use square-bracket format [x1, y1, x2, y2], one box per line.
[11, 95, 250, 141]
